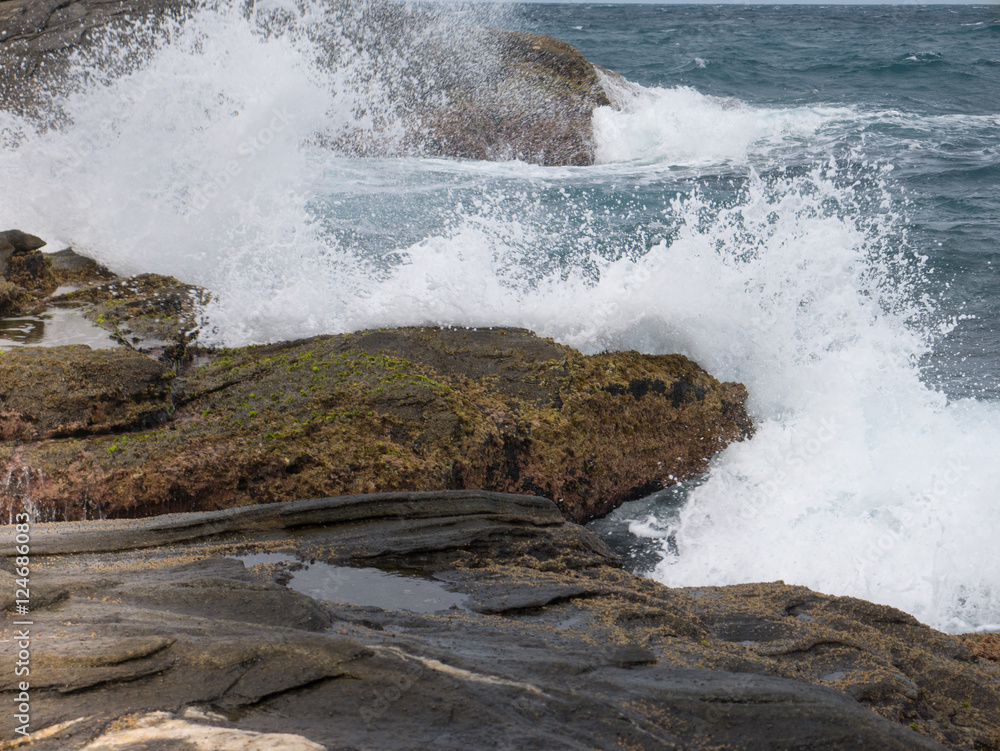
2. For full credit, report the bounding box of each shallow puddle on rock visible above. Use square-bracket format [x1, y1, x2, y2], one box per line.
[0, 307, 118, 349]
[233, 552, 468, 614]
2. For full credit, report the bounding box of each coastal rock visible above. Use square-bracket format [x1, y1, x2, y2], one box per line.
[963, 633, 1000, 665]
[0, 327, 751, 523]
[3, 248, 56, 291]
[1, 491, 997, 749]
[413, 30, 614, 165]
[0, 0, 190, 113]
[0, 229, 56, 313]
[0, 279, 31, 316]
[52, 272, 207, 361]
[0, 229, 46, 256]
[46, 246, 115, 285]
[56, 712, 327, 751]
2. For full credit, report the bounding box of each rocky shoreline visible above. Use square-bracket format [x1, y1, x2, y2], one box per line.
[0, 234, 998, 749]
[0, 490, 997, 749]
[0, 0, 616, 165]
[1, 0, 999, 747]
[0, 231, 752, 524]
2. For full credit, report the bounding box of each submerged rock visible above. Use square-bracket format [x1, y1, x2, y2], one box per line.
[1, 491, 996, 749]
[0, 326, 750, 523]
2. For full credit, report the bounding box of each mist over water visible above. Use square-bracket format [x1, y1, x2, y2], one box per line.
[1, 2, 999, 632]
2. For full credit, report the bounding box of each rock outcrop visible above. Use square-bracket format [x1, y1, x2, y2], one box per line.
[0, 230, 750, 525]
[0, 322, 751, 524]
[0, 230, 54, 315]
[1, 491, 997, 749]
[0, 0, 187, 100]
[413, 30, 614, 165]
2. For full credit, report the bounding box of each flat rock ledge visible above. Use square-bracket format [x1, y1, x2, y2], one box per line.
[1, 491, 998, 750]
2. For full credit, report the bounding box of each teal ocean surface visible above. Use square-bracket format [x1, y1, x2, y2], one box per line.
[1, 2, 998, 632]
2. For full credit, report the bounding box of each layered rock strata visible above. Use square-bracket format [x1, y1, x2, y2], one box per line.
[0, 491, 997, 749]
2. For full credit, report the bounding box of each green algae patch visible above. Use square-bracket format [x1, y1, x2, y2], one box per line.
[0, 327, 751, 523]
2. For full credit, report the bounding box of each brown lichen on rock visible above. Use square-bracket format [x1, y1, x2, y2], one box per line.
[0, 229, 56, 312]
[0, 327, 750, 523]
[0, 279, 32, 316]
[0, 345, 173, 439]
[48, 247, 117, 286]
[4, 249, 57, 292]
[0, 229, 55, 293]
[962, 632, 1000, 665]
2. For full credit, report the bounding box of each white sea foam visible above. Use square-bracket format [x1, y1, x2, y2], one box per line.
[612, 175, 1000, 633]
[1, 1, 998, 632]
[592, 74, 853, 166]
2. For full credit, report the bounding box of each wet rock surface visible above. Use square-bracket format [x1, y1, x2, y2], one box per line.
[0, 234, 749, 527]
[1, 491, 997, 750]
[0, 345, 172, 439]
[0, 0, 190, 111]
[51, 272, 206, 360]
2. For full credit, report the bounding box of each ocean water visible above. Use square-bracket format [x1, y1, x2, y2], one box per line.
[1, 2, 998, 633]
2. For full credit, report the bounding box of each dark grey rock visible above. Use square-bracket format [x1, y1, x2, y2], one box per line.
[0, 229, 46, 254]
[1, 491, 994, 749]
